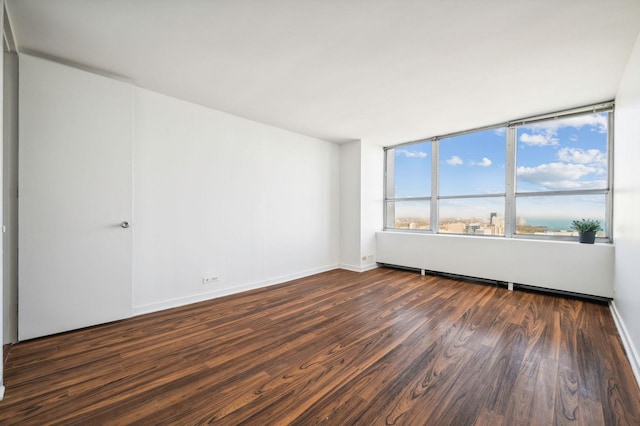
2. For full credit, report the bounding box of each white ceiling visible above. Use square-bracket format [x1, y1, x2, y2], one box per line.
[6, 0, 640, 145]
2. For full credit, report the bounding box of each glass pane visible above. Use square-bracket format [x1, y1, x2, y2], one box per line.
[387, 142, 431, 198]
[438, 197, 505, 235]
[516, 112, 608, 192]
[515, 194, 606, 237]
[386, 200, 430, 230]
[439, 128, 506, 196]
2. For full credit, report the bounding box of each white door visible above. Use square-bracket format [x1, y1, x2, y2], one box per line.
[18, 54, 133, 340]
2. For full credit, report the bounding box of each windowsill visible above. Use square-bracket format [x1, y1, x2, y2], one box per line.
[381, 229, 613, 245]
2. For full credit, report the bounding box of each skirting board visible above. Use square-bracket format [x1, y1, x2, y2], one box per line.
[610, 301, 640, 389]
[132, 264, 339, 317]
[338, 263, 378, 273]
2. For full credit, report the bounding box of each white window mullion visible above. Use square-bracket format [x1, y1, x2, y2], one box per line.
[606, 111, 614, 240]
[431, 138, 439, 233]
[505, 126, 516, 237]
[384, 148, 395, 229]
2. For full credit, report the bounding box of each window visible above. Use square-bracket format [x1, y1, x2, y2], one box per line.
[383, 103, 613, 241]
[385, 141, 431, 229]
[439, 129, 506, 235]
[514, 113, 609, 237]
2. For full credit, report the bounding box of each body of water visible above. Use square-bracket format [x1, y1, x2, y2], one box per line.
[525, 218, 604, 231]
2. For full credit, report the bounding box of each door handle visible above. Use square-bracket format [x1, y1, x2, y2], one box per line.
[121, 221, 130, 229]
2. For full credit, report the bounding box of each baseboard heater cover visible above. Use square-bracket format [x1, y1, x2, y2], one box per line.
[376, 232, 614, 298]
[378, 263, 611, 303]
[378, 263, 506, 286]
[515, 283, 611, 303]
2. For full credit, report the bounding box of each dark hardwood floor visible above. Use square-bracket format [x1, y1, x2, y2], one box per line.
[1, 268, 639, 425]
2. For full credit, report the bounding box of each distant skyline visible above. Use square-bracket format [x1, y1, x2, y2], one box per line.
[390, 112, 608, 225]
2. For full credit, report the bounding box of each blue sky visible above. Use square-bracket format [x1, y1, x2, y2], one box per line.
[392, 141, 431, 197]
[391, 112, 609, 222]
[516, 113, 608, 193]
[440, 129, 505, 195]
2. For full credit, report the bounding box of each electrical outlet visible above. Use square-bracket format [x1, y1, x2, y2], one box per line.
[202, 276, 219, 284]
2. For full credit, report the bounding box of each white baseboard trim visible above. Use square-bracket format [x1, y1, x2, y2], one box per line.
[610, 301, 640, 389]
[338, 263, 378, 273]
[360, 263, 378, 272]
[132, 264, 339, 316]
[0, 385, 5, 401]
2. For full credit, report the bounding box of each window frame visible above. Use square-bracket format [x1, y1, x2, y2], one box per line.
[384, 139, 433, 232]
[383, 102, 614, 242]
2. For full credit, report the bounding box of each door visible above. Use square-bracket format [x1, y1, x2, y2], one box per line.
[18, 54, 133, 340]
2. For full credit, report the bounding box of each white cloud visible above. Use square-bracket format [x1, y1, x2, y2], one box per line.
[519, 113, 608, 148]
[494, 128, 506, 136]
[446, 155, 463, 166]
[396, 149, 427, 158]
[519, 132, 559, 146]
[561, 114, 608, 134]
[517, 162, 605, 190]
[471, 157, 492, 167]
[557, 148, 606, 167]
[526, 113, 608, 134]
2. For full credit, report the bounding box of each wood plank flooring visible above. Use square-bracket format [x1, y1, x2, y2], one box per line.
[1, 267, 639, 425]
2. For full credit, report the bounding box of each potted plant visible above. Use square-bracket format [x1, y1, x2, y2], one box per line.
[570, 219, 601, 244]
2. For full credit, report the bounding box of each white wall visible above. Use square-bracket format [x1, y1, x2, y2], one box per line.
[612, 32, 640, 382]
[338, 140, 384, 271]
[360, 141, 383, 269]
[10, 55, 341, 332]
[0, 0, 4, 400]
[133, 89, 340, 313]
[339, 141, 361, 270]
[2, 50, 17, 344]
